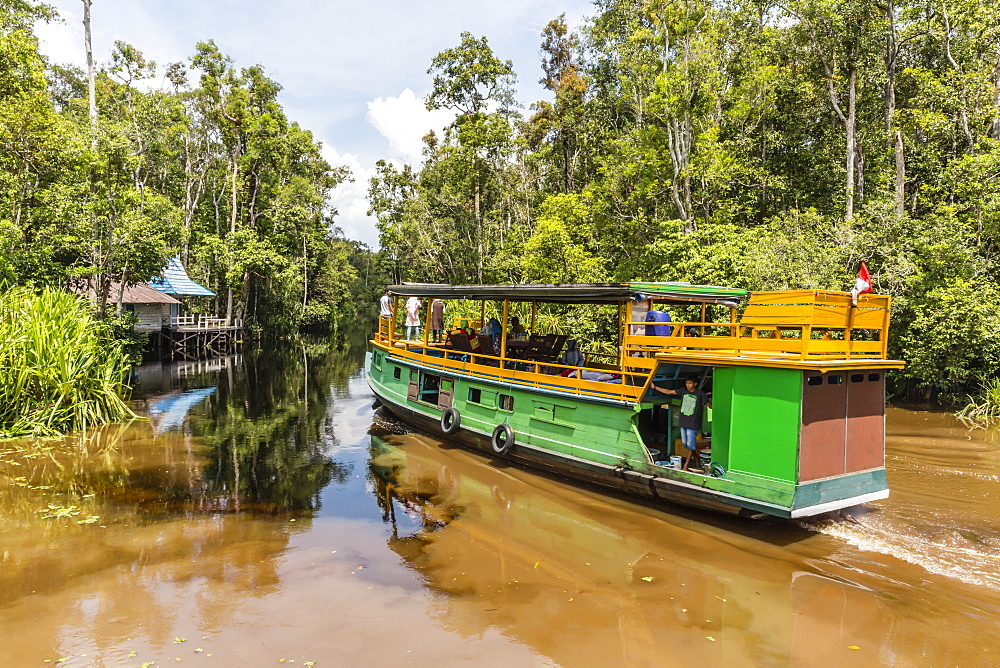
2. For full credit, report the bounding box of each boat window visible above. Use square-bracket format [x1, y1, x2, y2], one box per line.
[868, 373, 881, 382]
[851, 373, 864, 382]
[827, 375, 843, 384]
[393, 366, 401, 380]
[499, 394, 515, 411]
[418, 372, 441, 404]
[468, 387, 497, 407]
[807, 376, 823, 386]
[372, 352, 382, 370]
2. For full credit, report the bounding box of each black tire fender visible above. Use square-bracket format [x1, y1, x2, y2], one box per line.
[491, 423, 515, 454]
[440, 407, 461, 435]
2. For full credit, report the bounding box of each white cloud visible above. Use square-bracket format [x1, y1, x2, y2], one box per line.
[366, 89, 455, 165]
[320, 144, 380, 249]
[34, 14, 83, 67]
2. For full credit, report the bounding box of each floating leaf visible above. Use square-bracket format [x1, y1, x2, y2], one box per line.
[706, 636, 716, 642]
[849, 646, 860, 650]
[128, 651, 137, 657]
[174, 637, 187, 643]
[641, 576, 653, 582]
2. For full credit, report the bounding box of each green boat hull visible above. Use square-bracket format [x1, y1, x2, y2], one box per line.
[366, 353, 889, 519]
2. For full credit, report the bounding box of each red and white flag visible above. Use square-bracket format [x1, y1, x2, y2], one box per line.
[851, 261, 872, 306]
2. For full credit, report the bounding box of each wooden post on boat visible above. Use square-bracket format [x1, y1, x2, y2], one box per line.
[881, 297, 891, 358]
[700, 304, 707, 336]
[618, 302, 625, 375]
[388, 296, 397, 348]
[845, 294, 856, 359]
[501, 299, 510, 368]
[530, 301, 536, 334]
[423, 296, 432, 347]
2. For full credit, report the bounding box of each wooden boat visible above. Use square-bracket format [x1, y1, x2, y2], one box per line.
[365, 283, 905, 519]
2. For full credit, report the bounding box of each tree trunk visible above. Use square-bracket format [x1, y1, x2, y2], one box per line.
[895, 130, 906, 217]
[844, 68, 857, 220]
[82, 0, 97, 131]
[225, 145, 239, 324]
[993, 57, 1000, 140]
[474, 176, 483, 283]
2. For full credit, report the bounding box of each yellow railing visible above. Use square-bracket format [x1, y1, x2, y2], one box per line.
[370, 291, 895, 399]
[370, 335, 648, 402]
[623, 291, 892, 361]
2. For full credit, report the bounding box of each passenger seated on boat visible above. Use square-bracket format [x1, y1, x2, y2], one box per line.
[560, 339, 584, 367]
[509, 316, 527, 340]
[480, 317, 502, 348]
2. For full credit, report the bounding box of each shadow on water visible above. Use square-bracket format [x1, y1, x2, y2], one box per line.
[363, 403, 1000, 666]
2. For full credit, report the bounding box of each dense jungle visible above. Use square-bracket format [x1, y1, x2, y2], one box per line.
[4, 0, 1000, 407]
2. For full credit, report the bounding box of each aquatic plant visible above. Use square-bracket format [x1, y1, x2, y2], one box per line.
[956, 377, 1000, 424]
[0, 287, 136, 438]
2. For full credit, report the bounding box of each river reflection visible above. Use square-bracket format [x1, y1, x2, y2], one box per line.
[1, 335, 999, 666]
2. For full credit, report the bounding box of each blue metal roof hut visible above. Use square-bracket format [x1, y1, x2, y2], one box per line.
[149, 257, 216, 297]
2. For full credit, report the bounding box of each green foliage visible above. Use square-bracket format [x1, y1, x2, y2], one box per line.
[0, 287, 136, 438]
[366, 0, 1000, 400]
[957, 378, 1000, 423]
[894, 279, 1000, 399]
[522, 194, 606, 283]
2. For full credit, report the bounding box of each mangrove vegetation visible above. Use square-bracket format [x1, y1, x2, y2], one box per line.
[5, 0, 1000, 410]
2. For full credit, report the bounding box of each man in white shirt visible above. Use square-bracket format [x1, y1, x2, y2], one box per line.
[379, 290, 392, 318]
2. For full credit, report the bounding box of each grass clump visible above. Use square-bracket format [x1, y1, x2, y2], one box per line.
[0, 287, 136, 438]
[956, 377, 1000, 424]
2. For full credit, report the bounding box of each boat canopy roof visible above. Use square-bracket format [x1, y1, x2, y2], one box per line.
[388, 282, 747, 307]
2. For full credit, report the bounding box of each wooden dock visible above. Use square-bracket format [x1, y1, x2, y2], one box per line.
[150, 316, 246, 361]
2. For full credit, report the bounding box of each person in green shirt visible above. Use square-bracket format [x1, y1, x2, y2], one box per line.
[654, 378, 711, 471]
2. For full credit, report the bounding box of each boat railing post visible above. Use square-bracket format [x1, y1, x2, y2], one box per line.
[501, 298, 509, 373]
[423, 295, 431, 349]
[881, 297, 891, 358]
[388, 295, 397, 348]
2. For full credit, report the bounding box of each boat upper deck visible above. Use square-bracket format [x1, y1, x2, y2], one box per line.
[372, 283, 904, 404]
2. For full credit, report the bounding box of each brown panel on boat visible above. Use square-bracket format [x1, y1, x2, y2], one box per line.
[846, 371, 885, 471]
[799, 373, 847, 481]
[407, 370, 419, 402]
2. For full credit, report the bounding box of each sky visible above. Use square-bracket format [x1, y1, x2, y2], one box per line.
[34, 0, 594, 248]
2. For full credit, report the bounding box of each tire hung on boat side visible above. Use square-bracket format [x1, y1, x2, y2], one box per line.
[491, 423, 515, 454]
[440, 407, 461, 435]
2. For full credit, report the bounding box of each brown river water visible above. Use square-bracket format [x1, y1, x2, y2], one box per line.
[1, 339, 999, 667]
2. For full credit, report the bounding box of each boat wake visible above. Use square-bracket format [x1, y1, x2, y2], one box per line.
[799, 513, 1000, 590]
